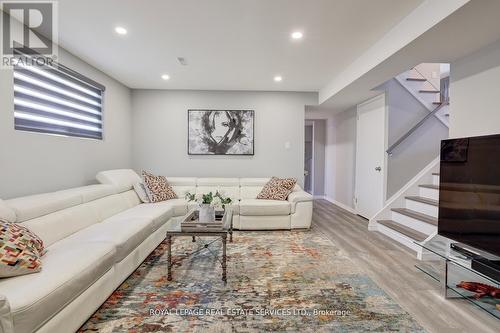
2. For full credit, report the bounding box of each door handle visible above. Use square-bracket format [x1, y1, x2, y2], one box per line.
[375, 166, 382, 172]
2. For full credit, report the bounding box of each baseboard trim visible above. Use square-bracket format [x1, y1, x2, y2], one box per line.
[368, 222, 378, 231]
[321, 197, 357, 214]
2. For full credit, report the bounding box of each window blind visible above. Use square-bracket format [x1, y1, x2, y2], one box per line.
[13, 59, 105, 140]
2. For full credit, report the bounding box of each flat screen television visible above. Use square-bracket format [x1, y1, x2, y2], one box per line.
[438, 134, 500, 257]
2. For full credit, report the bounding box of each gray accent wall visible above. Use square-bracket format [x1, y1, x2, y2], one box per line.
[381, 79, 448, 199]
[131, 90, 317, 186]
[0, 48, 133, 199]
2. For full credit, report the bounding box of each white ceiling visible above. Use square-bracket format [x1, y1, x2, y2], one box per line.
[318, 0, 500, 113]
[57, 0, 424, 91]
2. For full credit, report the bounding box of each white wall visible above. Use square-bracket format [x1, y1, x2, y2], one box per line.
[450, 39, 500, 138]
[132, 90, 317, 186]
[381, 79, 448, 198]
[306, 107, 357, 210]
[0, 48, 133, 199]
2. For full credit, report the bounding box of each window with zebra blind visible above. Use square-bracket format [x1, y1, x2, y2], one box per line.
[13, 58, 105, 140]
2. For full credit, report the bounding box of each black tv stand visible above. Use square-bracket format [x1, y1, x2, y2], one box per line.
[471, 258, 500, 282]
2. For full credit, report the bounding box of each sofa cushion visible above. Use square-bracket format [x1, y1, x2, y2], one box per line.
[130, 199, 189, 218]
[133, 183, 150, 203]
[57, 185, 117, 204]
[239, 178, 269, 199]
[196, 178, 240, 200]
[110, 202, 175, 229]
[161, 199, 189, 217]
[167, 177, 197, 198]
[0, 240, 115, 333]
[225, 203, 240, 215]
[239, 199, 291, 216]
[0, 222, 45, 278]
[6, 192, 82, 223]
[66, 216, 156, 263]
[96, 169, 141, 193]
[142, 172, 178, 203]
[0, 199, 16, 223]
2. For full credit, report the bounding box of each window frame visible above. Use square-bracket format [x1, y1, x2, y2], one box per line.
[12, 51, 106, 140]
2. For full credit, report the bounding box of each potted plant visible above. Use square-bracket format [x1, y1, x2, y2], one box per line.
[185, 191, 232, 223]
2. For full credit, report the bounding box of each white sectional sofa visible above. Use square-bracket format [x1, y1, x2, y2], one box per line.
[0, 170, 312, 333]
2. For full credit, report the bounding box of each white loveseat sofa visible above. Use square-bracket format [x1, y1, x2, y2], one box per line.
[0, 170, 312, 333]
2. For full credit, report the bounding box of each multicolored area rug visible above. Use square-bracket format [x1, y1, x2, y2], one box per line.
[79, 230, 425, 332]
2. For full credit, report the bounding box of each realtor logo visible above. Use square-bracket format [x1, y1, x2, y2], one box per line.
[1, 1, 58, 67]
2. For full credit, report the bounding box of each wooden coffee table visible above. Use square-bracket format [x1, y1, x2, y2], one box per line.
[165, 208, 233, 282]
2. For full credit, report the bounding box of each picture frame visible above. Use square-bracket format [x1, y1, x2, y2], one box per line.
[187, 109, 255, 155]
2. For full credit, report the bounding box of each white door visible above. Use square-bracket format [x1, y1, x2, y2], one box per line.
[355, 94, 387, 219]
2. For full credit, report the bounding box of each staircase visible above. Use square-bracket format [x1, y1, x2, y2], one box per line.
[395, 63, 450, 128]
[369, 158, 440, 259]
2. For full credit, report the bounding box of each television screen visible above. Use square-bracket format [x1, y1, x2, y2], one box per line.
[438, 134, 500, 257]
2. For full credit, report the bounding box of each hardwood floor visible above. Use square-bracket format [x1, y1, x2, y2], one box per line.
[312, 200, 499, 333]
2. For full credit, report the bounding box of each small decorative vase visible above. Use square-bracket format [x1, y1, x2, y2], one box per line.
[199, 204, 215, 223]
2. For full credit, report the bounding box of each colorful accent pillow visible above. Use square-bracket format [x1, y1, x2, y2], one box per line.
[257, 177, 297, 201]
[0, 221, 46, 278]
[133, 182, 150, 203]
[142, 171, 178, 203]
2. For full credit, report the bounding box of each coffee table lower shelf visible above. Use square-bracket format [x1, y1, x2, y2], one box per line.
[165, 232, 228, 282]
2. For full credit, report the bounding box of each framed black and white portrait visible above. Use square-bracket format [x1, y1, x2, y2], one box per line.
[188, 109, 254, 155]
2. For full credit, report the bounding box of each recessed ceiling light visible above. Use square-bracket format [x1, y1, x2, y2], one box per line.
[115, 26, 127, 35]
[291, 31, 303, 40]
[274, 76, 282, 82]
[161, 74, 170, 80]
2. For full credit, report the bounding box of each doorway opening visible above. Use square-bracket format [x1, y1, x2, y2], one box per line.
[304, 120, 326, 196]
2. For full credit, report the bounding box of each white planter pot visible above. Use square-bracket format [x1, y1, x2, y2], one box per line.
[199, 204, 215, 223]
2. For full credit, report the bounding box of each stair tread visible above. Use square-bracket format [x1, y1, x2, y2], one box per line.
[378, 220, 429, 242]
[419, 90, 440, 93]
[419, 184, 439, 190]
[391, 208, 438, 226]
[405, 196, 439, 206]
[406, 77, 427, 81]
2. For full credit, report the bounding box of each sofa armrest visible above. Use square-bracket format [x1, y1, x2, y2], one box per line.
[0, 294, 14, 333]
[287, 191, 313, 204]
[288, 191, 313, 229]
[287, 191, 313, 216]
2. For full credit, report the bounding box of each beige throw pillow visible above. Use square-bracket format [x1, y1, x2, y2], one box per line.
[257, 177, 297, 201]
[142, 171, 178, 203]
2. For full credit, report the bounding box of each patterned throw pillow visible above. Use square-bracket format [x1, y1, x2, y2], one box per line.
[257, 177, 297, 201]
[142, 171, 178, 203]
[0, 221, 45, 278]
